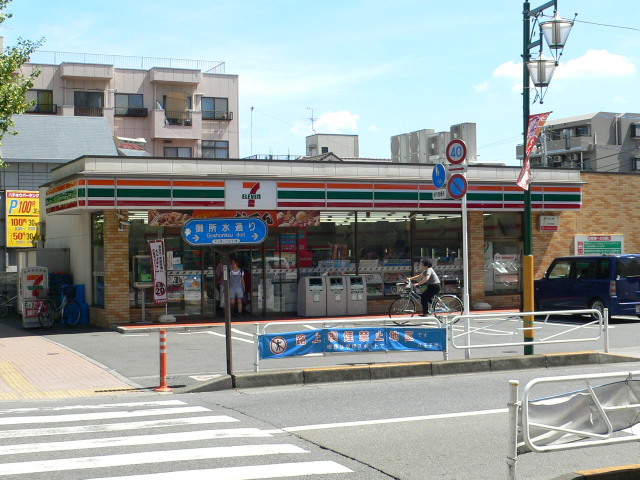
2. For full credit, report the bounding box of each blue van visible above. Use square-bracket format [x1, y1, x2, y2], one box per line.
[534, 254, 640, 318]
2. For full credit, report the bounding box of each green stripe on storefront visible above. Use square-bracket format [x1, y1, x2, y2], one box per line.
[327, 191, 373, 200]
[374, 191, 418, 200]
[467, 193, 503, 201]
[87, 188, 116, 197]
[278, 191, 326, 199]
[116, 188, 171, 198]
[542, 193, 581, 202]
[173, 190, 224, 199]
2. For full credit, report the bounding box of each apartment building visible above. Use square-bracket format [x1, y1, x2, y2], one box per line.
[517, 112, 640, 172]
[21, 51, 239, 158]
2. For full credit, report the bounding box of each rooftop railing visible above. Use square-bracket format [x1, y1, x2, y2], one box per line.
[28, 51, 226, 74]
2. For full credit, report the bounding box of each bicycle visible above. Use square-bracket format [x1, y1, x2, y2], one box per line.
[388, 281, 464, 326]
[0, 292, 18, 318]
[35, 287, 82, 328]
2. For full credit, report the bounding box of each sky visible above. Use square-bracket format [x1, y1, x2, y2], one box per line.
[1, 0, 638, 165]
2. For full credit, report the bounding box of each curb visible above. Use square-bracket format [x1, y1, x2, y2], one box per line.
[552, 463, 640, 479]
[177, 351, 640, 394]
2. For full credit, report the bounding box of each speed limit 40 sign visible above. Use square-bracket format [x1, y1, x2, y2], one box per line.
[446, 139, 467, 164]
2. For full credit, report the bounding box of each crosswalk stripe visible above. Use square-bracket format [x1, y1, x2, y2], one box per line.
[0, 428, 272, 455]
[0, 406, 209, 425]
[91, 460, 354, 479]
[0, 415, 238, 439]
[0, 399, 186, 415]
[0, 444, 308, 476]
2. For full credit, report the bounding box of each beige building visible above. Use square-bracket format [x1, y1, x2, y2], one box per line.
[22, 51, 239, 159]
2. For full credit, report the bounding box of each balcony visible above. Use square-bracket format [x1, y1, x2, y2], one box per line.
[25, 103, 58, 114]
[114, 107, 148, 117]
[151, 109, 202, 140]
[164, 110, 192, 126]
[202, 110, 233, 120]
[74, 106, 104, 117]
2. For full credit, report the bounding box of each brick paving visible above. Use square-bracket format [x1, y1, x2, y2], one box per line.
[0, 332, 141, 401]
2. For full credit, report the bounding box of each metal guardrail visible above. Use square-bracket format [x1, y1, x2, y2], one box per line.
[508, 370, 640, 479]
[254, 316, 448, 372]
[449, 309, 608, 357]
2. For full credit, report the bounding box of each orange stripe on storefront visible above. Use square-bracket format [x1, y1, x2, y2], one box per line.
[87, 179, 115, 186]
[326, 183, 373, 189]
[173, 180, 224, 188]
[117, 179, 172, 187]
[278, 182, 325, 189]
[374, 184, 418, 190]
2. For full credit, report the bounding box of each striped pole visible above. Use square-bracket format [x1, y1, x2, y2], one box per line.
[154, 329, 172, 393]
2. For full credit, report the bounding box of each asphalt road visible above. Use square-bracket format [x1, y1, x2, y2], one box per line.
[28, 313, 640, 390]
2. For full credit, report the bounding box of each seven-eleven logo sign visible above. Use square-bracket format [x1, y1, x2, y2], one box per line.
[242, 182, 261, 207]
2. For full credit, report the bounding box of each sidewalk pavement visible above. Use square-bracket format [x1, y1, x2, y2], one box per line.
[0, 317, 143, 400]
[1, 311, 640, 401]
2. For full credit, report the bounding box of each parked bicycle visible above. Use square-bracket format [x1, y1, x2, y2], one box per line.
[0, 291, 18, 318]
[389, 281, 463, 326]
[35, 287, 81, 328]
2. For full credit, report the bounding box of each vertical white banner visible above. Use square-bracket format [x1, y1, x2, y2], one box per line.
[149, 239, 167, 305]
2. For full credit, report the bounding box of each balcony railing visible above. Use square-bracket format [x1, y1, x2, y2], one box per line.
[25, 103, 58, 114]
[202, 110, 233, 120]
[114, 107, 148, 117]
[165, 111, 192, 126]
[74, 106, 104, 117]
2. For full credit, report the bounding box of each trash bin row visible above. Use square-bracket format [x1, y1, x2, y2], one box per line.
[297, 275, 367, 317]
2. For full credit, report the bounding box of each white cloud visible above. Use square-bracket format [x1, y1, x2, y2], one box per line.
[554, 49, 636, 79]
[368, 125, 380, 132]
[493, 60, 521, 80]
[290, 111, 360, 137]
[474, 81, 490, 92]
[613, 96, 625, 102]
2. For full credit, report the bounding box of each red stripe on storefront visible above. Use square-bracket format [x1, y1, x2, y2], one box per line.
[87, 200, 116, 206]
[116, 201, 172, 207]
[327, 202, 375, 208]
[172, 201, 225, 207]
[277, 201, 326, 207]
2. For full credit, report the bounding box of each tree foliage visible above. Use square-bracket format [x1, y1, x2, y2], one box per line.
[0, 0, 44, 162]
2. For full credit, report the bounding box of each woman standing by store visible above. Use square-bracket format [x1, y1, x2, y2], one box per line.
[229, 258, 245, 316]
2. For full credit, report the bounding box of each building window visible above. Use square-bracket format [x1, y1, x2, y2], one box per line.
[164, 147, 192, 158]
[74, 91, 104, 117]
[115, 93, 147, 117]
[162, 94, 192, 125]
[321, 147, 329, 154]
[25, 90, 56, 114]
[575, 125, 589, 137]
[202, 140, 229, 159]
[202, 97, 231, 120]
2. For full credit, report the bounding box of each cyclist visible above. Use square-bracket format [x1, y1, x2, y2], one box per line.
[407, 259, 441, 316]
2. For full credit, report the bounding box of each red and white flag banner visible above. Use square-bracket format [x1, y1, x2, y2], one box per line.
[149, 239, 167, 305]
[517, 112, 551, 190]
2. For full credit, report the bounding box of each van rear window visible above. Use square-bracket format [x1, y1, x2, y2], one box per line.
[617, 258, 640, 278]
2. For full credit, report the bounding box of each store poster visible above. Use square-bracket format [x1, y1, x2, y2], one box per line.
[148, 239, 167, 305]
[183, 275, 202, 301]
[148, 209, 320, 228]
[6, 190, 40, 248]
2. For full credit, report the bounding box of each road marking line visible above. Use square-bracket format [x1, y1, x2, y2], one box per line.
[0, 406, 210, 426]
[0, 415, 238, 439]
[0, 400, 187, 415]
[269, 408, 507, 433]
[0, 444, 308, 476]
[91, 461, 353, 479]
[231, 328, 253, 337]
[0, 428, 273, 455]
[206, 331, 254, 343]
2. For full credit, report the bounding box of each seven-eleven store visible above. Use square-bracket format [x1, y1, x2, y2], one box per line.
[43, 156, 582, 328]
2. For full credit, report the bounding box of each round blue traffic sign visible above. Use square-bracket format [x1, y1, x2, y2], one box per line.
[432, 164, 447, 189]
[447, 174, 468, 199]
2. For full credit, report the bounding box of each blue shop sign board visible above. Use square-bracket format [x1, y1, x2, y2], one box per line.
[259, 327, 446, 359]
[182, 217, 268, 246]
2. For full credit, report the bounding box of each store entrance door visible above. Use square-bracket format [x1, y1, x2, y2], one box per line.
[252, 229, 298, 316]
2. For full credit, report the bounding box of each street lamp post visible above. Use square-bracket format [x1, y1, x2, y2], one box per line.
[521, 1, 573, 354]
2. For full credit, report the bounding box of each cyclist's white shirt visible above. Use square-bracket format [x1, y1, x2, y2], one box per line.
[420, 267, 440, 285]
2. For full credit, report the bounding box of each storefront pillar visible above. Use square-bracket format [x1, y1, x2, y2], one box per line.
[468, 211, 487, 307]
[100, 210, 131, 326]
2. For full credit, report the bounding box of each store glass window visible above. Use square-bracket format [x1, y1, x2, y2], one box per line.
[483, 213, 522, 294]
[91, 213, 104, 306]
